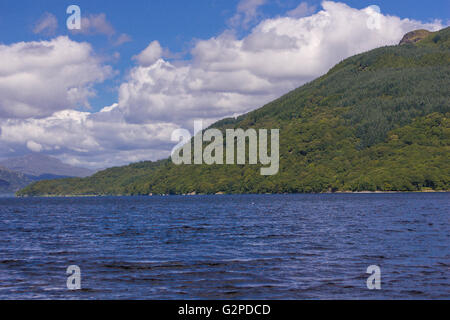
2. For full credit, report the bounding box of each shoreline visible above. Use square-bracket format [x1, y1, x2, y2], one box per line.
[14, 190, 449, 198]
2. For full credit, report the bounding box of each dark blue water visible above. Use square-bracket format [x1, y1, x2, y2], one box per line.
[0, 193, 448, 299]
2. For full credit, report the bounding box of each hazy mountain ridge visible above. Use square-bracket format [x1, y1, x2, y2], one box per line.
[0, 154, 94, 178]
[0, 154, 94, 193]
[18, 27, 450, 196]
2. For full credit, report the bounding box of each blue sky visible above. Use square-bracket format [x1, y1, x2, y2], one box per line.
[0, 0, 448, 111]
[0, 1, 448, 168]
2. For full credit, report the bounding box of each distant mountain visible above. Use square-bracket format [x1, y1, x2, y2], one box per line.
[0, 166, 31, 194]
[18, 27, 450, 196]
[0, 154, 94, 179]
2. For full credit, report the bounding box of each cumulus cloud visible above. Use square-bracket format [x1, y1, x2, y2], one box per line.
[133, 41, 163, 66]
[33, 12, 58, 36]
[0, 36, 113, 119]
[116, 1, 444, 127]
[26, 140, 43, 152]
[0, 1, 445, 168]
[0, 109, 178, 168]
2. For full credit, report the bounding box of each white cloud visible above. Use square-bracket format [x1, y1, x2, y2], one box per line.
[133, 41, 163, 66]
[71, 13, 132, 46]
[114, 33, 132, 46]
[0, 1, 445, 168]
[287, 2, 316, 18]
[26, 140, 43, 152]
[100, 103, 118, 113]
[116, 1, 444, 127]
[73, 13, 116, 36]
[229, 0, 267, 29]
[33, 12, 58, 36]
[0, 36, 113, 119]
[0, 109, 178, 168]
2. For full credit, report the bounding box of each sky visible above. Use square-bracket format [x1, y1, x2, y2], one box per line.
[0, 0, 448, 169]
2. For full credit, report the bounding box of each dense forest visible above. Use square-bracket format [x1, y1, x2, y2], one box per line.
[18, 28, 450, 196]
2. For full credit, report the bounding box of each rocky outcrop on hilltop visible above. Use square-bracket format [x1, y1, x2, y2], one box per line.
[399, 29, 431, 45]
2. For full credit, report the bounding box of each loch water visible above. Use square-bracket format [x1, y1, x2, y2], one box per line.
[0, 193, 448, 299]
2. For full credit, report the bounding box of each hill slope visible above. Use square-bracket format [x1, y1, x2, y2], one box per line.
[18, 28, 450, 196]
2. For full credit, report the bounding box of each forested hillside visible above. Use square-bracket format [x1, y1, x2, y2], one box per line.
[18, 27, 450, 196]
